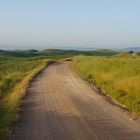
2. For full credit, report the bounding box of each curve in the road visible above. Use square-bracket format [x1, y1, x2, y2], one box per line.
[11, 62, 140, 140]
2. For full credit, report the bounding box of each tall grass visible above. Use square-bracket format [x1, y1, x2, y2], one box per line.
[73, 56, 140, 116]
[0, 57, 51, 139]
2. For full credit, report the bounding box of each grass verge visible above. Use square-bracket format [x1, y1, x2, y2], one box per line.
[72, 55, 140, 116]
[0, 58, 53, 140]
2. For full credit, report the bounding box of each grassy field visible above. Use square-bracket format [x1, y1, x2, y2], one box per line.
[0, 56, 53, 139]
[0, 49, 139, 139]
[72, 54, 140, 116]
[0, 49, 94, 139]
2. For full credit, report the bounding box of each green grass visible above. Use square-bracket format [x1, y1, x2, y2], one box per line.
[0, 57, 53, 139]
[73, 55, 140, 116]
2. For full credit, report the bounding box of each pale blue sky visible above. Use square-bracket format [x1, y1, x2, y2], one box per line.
[0, 0, 140, 49]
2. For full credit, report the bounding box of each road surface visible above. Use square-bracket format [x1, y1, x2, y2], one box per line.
[11, 62, 140, 140]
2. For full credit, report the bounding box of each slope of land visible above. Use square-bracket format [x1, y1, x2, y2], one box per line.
[72, 55, 140, 115]
[122, 47, 140, 52]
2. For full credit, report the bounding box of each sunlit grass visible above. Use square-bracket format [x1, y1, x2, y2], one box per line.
[73, 55, 140, 116]
[0, 57, 52, 139]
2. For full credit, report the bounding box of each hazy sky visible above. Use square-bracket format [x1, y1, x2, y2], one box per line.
[0, 0, 140, 50]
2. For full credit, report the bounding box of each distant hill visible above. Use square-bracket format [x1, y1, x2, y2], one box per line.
[0, 49, 7, 53]
[113, 51, 140, 58]
[0, 49, 40, 57]
[122, 47, 140, 52]
[0, 49, 118, 58]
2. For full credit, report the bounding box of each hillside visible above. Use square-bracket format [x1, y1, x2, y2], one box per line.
[73, 55, 140, 115]
[0, 49, 118, 58]
[122, 47, 140, 52]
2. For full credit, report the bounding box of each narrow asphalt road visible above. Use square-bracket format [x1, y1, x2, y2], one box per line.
[11, 62, 140, 140]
